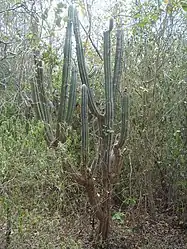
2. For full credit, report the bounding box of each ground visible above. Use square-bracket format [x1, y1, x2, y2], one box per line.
[1, 209, 186, 249]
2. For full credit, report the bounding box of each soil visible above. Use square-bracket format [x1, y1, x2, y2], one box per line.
[0, 211, 186, 249]
[82, 213, 187, 249]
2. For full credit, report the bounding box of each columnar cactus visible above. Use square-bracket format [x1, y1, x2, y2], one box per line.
[32, 5, 129, 241]
[32, 50, 55, 145]
[103, 27, 114, 170]
[116, 90, 129, 149]
[32, 5, 77, 146]
[74, 8, 129, 240]
[56, 5, 75, 142]
[66, 67, 77, 124]
[81, 84, 89, 168]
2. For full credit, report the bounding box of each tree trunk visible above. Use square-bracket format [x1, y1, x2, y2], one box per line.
[98, 191, 112, 241]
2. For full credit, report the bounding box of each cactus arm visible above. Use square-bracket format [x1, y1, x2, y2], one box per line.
[56, 5, 74, 141]
[81, 84, 89, 168]
[66, 67, 77, 124]
[33, 51, 46, 122]
[117, 91, 129, 148]
[109, 18, 114, 32]
[33, 50, 55, 145]
[30, 12, 54, 145]
[59, 5, 74, 121]
[30, 72, 42, 121]
[34, 52, 50, 123]
[73, 9, 103, 120]
[103, 28, 114, 168]
[113, 30, 124, 103]
[104, 31, 112, 105]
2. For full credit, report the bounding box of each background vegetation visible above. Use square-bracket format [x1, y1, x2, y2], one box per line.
[0, 0, 187, 248]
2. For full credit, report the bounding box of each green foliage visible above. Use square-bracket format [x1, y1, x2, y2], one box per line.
[42, 45, 59, 67]
[180, 0, 187, 11]
[0, 60, 10, 82]
[0, 96, 86, 246]
[112, 211, 125, 224]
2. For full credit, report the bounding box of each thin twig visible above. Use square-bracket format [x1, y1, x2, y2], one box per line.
[80, 21, 103, 61]
[0, 3, 24, 14]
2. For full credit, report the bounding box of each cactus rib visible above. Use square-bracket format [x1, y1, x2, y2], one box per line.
[33, 50, 55, 145]
[56, 5, 74, 141]
[66, 67, 77, 124]
[117, 91, 129, 148]
[81, 84, 89, 167]
[104, 29, 114, 167]
[113, 30, 124, 103]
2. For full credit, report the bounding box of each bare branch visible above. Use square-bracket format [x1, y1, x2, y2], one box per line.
[0, 3, 24, 14]
[80, 21, 103, 61]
